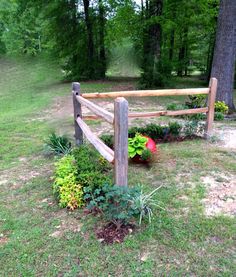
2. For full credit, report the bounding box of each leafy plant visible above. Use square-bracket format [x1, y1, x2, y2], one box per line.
[100, 134, 114, 149]
[85, 184, 164, 228]
[188, 113, 206, 121]
[130, 186, 164, 225]
[214, 112, 225, 121]
[185, 94, 206, 108]
[128, 126, 142, 138]
[168, 122, 182, 137]
[72, 145, 111, 173]
[78, 171, 112, 192]
[85, 184, 140, 229]
[44, 132, 72, 156]
[183, 121, 205, 137]
[143, 123, 164, 140]
[214, 101, 228, 114]
[128, 134, 148, 158]
[166, 103, 188, 111]
[72, 145, 112, 191]
[53, 155, 83, 210]
[141, 148, 152, 161]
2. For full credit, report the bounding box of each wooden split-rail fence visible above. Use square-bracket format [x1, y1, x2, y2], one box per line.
[72, 77, 218, 187]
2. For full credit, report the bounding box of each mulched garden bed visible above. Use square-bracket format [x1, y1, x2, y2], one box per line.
[96, 222, 135, 244]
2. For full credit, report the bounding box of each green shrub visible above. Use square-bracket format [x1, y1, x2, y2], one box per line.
[72, 145, 112, 192]
[128, 126, 146, 138]
[100, 134, 114, 149]
[141, 148, 152, 161]
[85, 184, 140, 229]
[166, 103, 178, 111]
[185, 94, 206, 108]
[85, 184, 163, 227]
[78, 171, 112, 192]
[188, 113, 206, 121]
[128, 134, 148, 158]
[53, 155, 83, 210]
[168, 122, 182, 137]
[183, 121, 205, 137]
[72, 145, 111, 173]
[144, 123, 164, 139]
[166, 103, 188, 111]
[44, 132, 72, 156]
[214, 101, 228, 114]
[214, 112, 224, 121]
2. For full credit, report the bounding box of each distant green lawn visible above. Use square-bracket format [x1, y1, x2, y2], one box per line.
[0, 56, 235, 276]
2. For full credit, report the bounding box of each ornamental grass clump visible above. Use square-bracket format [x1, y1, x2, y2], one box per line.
[130, 186, 164, 225]
[44, 132, 72, 156]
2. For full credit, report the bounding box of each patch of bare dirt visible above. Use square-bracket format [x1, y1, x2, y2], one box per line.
[0, 156, 53, 189]
[201, 173, 236, 217]
[213, 124, 236, 149]
[49, 219, 83, 238]
[0, 234, 8, 245]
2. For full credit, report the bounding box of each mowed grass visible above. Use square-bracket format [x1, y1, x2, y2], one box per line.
[0, 55, 115, 169]
[0, 56, 236, 276]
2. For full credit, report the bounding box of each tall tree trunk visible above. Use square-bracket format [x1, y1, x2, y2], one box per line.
[177, 27, 188, 77]
[206, 34, 215, 81]
[98, 0, 106, 78]
[184, 42, 188, 76]
[169, 30, 175, 61]
[83, 0, 94, 78]
[211, 0, 236, 111]
[149, 0, 162, 62]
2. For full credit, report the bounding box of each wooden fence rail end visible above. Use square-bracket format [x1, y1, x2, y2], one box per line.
[76, 95, 114, 124]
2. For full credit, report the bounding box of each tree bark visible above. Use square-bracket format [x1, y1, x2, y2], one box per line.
[211, 0, 236, 111]
[83, 0, 94, 78]
[149, 0, 163, 62]
[98, 0, 106, 78]
[169, 30, 175, 61]
[177, 27, 188, 77]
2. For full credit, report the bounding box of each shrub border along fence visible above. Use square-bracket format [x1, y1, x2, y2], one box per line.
[72, 77, 217, 187]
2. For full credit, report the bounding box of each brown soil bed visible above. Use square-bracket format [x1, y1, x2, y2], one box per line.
[96, 222, 135, 244]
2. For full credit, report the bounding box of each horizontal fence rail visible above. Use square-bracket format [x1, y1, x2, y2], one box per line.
[82, 107, 209, 120]
[76, 117, 114, 163]
[81, 88, 210, 99]
[76, 95, 114, 124]
[72, 77, 217, 187]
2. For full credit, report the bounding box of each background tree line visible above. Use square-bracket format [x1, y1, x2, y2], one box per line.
[0, 0, 235, 110]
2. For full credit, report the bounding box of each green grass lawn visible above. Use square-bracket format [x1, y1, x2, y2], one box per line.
[0, 56, 235, 276]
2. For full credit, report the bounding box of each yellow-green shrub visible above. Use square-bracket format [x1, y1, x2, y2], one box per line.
[214, 101, 228, 114]
[53, 155, 83, 210]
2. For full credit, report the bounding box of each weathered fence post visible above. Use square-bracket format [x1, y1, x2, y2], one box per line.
[205, 77, 218, 138]
[72, 82, 83, 145]
[114, 97, 128, 186]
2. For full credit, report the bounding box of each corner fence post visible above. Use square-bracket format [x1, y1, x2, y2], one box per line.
[114, 97, 128, 186]
[72, 82, 83, 145]
[205, 77, 218, 138]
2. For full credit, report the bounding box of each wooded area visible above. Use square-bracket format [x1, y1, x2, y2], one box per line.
[0, 0, 235, 109]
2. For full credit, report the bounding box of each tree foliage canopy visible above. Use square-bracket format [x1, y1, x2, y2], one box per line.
[0, 0, 235, 108]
